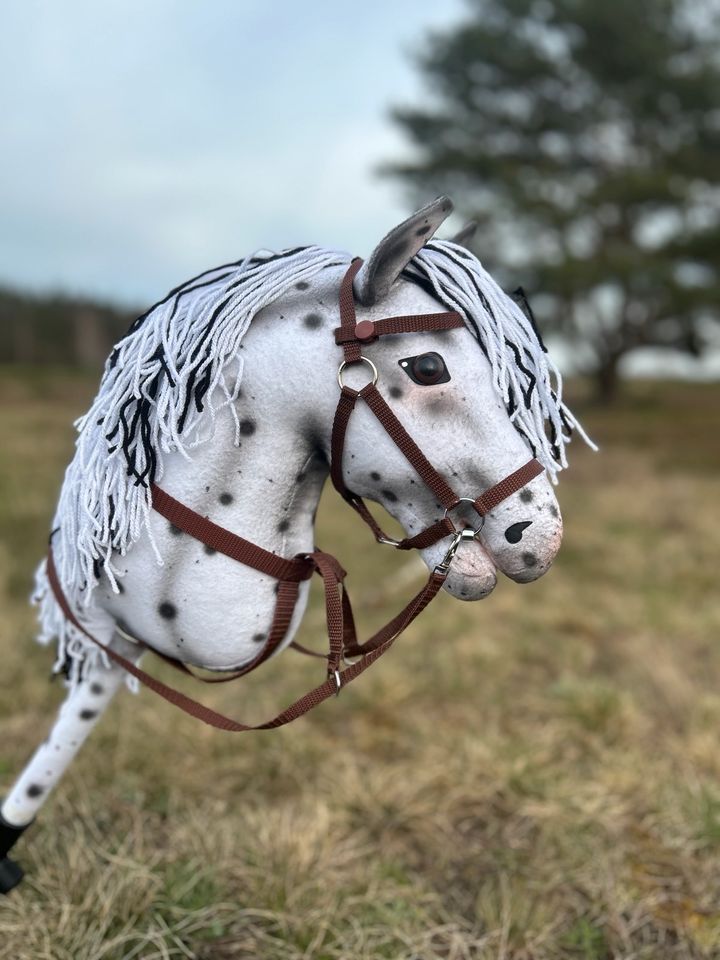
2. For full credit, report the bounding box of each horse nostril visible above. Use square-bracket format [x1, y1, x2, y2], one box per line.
[505, 521, 532, 544]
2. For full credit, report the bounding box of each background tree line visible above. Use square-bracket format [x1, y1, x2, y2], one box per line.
[0, 288, 135, 369]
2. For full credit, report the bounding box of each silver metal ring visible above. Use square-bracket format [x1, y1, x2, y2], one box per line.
[444, 497, 485, 537]
[337, 357, 379, 390]
[333, 669, 342, 697]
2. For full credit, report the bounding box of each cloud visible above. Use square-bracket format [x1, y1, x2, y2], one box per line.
[0, 0, 465, 304]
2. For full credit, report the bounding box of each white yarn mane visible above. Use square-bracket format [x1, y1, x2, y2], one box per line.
[409, 239, 594, 474]
[33, 239, 593, 685]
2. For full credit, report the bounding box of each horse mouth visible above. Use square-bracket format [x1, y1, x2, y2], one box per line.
[423, 537, 498, 601]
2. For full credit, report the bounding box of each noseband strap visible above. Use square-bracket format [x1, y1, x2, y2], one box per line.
[330, 258, 543, 550]
[45, 259, 544, 733]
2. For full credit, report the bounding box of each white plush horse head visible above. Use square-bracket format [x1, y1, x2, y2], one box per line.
[34, 196, 592, 683]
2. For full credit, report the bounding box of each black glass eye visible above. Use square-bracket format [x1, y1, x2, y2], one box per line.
[398, 351, 451, 386]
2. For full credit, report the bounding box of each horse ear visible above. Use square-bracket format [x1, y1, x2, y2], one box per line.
[353, 196, 454, 306]
[449, 220, 478, 249]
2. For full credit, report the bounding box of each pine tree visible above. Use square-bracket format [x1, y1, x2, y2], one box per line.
[386, 0, 720, 401]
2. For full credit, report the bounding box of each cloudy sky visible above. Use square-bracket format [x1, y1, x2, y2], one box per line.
[2, 1, 717, 378]
[0, 0, 466, 306]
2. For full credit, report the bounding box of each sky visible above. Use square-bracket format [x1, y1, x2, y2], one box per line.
[1, 0, 717, 379]
[0, 0, 466, 306]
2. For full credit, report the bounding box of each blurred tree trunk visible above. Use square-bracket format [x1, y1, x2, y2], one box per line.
[73, 310, 107, 369]
[595, 354, 621, 405]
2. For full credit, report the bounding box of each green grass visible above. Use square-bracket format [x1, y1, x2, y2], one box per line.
[1, 368, 719, 959]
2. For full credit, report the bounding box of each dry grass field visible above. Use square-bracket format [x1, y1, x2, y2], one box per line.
[0, 367, 718, 959]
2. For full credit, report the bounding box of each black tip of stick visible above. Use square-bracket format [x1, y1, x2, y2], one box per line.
[0, 806, 32, 894]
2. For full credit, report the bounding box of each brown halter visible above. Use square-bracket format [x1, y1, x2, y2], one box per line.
[46, 259, 543, 732]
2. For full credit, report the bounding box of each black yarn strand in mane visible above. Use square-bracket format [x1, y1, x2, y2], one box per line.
[110, 246, 312, 368]
[512, 287, 547, 353]
[402, 261, 490, 366]
[503, 338, 537, 409]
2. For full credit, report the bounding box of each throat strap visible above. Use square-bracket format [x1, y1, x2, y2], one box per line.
[151, 484, 314, 582]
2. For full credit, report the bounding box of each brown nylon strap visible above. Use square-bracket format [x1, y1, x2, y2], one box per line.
[396, 517, 456, 551]
[146, 578, 302, 684]
[308, 550, 348, 675]
[330, 386, 359, 498]
[334, 311, 464, 345]
[474, 458, 544, 516]
[150, 484, 313, 583]
[343, 569, 446, 659]
[338, 258, 364, 363]
[330, 384, 458, 550]
[330, 384, 402, 544]
[359, 383, 459, 509]
[46, 544, 446, 733]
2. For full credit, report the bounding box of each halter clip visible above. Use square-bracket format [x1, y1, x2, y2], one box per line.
[434, 528, 477, 575]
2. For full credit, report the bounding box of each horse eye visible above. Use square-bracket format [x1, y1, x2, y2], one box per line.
[399, 352, 451, 386]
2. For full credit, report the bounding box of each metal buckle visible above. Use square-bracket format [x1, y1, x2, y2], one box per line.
[337, 356, 379, 390]
[332, 669, 342, 697]
[376, 534, 401, 547]
[433, 527, 477, 575]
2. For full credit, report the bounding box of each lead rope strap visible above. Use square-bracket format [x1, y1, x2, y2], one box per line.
[45, 544, 446, 732]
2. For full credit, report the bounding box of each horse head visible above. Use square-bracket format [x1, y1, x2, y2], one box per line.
[314, 197, 576, 601]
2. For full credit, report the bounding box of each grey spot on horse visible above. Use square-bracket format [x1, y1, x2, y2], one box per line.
[304, 313, 323, 330]
[159, 601, 177, 619]
[240, 419, 256, 437]
[219, 492, 233, 505]
[204, 544, 216, 555]
[370, 471, 382, 482]
[549, 504, 559, 518]
[522, 552, 538, 568]
[389, 386, 404, 399]
[520, 489, 533, 504]
[252, 632, 266, 644]
[296, 471, 306, 484]
[415, 223, 431, 237]
[387, 236, 414, 261]
[116, 580, 125, 594]
[278, 519, 290, 533]
[169, 522, 182, 536]
[295, 281, 309, 290]
[505, 521, 533, 544]
[90, 682, 104, 695]
[382, 489, 398, 503]
[79, 709, 98, 721]
[26, 784, 44, 798]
